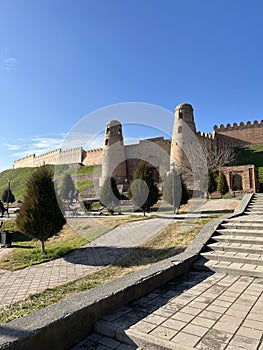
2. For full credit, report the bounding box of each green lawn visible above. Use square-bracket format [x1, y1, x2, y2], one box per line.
[0, 164, 98, 200]
[235, 144, 263, 182]
[0, 223, 88, 270]
[0, 215, 151, 271]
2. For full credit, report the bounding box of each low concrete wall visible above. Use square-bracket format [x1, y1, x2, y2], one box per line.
[0, 194, 253, 350]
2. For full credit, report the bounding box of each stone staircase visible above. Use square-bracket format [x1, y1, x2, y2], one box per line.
[244, 192, 263, 214]
[195, 193, 263, 277]
[73, 194, 263, 349]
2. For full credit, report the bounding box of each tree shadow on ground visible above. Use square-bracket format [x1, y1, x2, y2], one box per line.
[63, 245, 185, 268]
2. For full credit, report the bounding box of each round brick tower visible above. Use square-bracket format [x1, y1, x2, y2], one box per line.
[170, 103, 197, 184]
[101, 120, 127, 184]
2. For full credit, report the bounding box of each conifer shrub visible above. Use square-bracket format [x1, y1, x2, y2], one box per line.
[16, 166, 66, 254]
[129, 161, 159, 216]
[163, 173, 190, 209]
[2, 188, 15, 203]
[217, 172, 229, 196]
[60, 173, 75, 203]
[99, 176, 121, 214]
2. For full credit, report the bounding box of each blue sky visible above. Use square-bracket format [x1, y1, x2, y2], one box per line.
[1, 0, 263, 171]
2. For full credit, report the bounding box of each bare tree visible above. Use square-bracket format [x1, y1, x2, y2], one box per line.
[201, 138, 237, 171]
[173, 137, 236, 194]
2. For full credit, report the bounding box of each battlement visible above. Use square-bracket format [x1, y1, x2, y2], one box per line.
[60, 147, 83, 154]
[34, 149, 60, 159]
[86, 148, 103, 153]
[196, 131, 215, 140]
[214, 119, 263, 132]
[14, 154, 36, 162]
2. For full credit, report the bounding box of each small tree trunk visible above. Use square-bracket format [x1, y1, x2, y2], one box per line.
[41, 240, 46, 255]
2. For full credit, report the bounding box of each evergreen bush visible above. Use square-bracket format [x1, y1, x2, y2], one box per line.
[16, 166, 66, 254]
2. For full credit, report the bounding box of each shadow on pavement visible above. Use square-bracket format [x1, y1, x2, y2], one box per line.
[63, 245, 185, 267]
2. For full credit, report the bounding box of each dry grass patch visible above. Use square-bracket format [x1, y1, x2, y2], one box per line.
[0, 215, 151, 271]
[0, 215, 219, 324]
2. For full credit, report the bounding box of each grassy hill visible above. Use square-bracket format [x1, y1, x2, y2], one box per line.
[235, 144, 263, 183]
[0, 165, 100, 201]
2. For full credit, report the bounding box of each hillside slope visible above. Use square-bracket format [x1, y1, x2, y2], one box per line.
[0, 165, 99, 201]
[235, 144, 263, 182]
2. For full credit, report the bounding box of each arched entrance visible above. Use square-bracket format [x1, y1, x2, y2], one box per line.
[232, 174, 243, 191]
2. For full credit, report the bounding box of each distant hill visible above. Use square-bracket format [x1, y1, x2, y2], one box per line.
[0, 165, 100, 201]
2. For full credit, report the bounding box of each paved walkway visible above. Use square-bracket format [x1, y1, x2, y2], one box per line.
[0, 199, 237, 306]
[0, 218, 168, 305]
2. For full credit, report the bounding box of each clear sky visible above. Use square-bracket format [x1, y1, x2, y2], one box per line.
[1, 0, 263, 171]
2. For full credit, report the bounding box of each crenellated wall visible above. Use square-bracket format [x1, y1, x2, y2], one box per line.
[57, 147, 84, 165]
[13, 154, 36, 169]
[214, 120, 263, 145]
[13, 147, 85, 169]
[82, 148, 103, 166]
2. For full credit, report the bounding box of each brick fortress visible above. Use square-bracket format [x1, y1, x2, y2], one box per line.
[13, 103, 262, 193]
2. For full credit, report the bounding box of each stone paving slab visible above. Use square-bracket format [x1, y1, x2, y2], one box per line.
[78, 271, 263, 350]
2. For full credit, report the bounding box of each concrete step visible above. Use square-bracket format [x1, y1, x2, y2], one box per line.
[245, 210, 263, 215]
[201, 259, 263, 278]
[208, 242, 263, 254]
[212, 235, 263, 245]
[201, 250, 263, 266]
[220, 222, 263, 230]
[215, 229, 263, 237]
[72, 331, 139, 349]
[193, 257, 263, 278]
[228, 216, 263, 224]
[246, 209, 263, 211]
[246, 206, 263, 209]
[192, 257, 211, 272]
[94, 317, 193, 350]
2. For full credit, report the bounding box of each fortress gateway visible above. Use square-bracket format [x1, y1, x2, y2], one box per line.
[13, 104, 262, 193]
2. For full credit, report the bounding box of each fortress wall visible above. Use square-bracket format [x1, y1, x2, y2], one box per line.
[13, 154, 36, 169]
[196, 131, 215, 141]
[197, 130, 250, 148]
[125, 137, 171, 180]
[214, 120, 263, 145]
[125, 144, 141, 179]
[214, 133, 249, 147]
[13, 147, 84, 169]
[57, 147, 83, 164]
[33, 149, 60, 167]
[83, 148, 103, 166]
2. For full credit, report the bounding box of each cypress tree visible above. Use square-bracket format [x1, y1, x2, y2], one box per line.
[99, 176, 121, 214]
[60, 173, 75, 203]
[217, 172, 229, 196]
[2, 188, 15, 203]
[208, 169, 217, 194]
[16, 166, 66, 254]
[129, 161, 159, 216]
[163, 173, 190, 209]
[180, 175, 190, 205]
